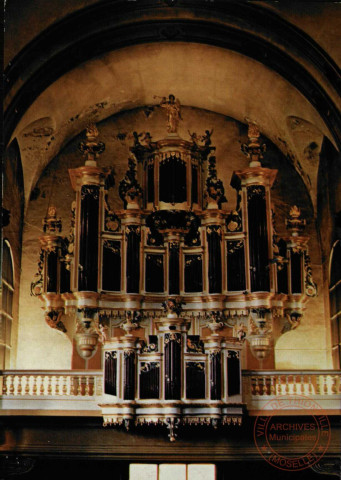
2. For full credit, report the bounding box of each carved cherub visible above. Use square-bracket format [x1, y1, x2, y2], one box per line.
[236, 324, 247, 342]
[188, 130, 199, 146]
[281, 312, 302, 334]
[201, 129, 213, 146]
[98, 324, 108, 343]
[45, 310, 67, 333]
[142, 132, 155, 150]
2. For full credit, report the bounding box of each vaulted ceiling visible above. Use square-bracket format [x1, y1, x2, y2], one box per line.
[4, 1, 341, 214]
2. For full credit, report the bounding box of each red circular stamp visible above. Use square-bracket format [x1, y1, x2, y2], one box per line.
[253, 395, 331, 471]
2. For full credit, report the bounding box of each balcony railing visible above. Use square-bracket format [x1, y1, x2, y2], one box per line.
[0, 370, 103, 415]
[0, 370, 340, 415]
[1, 370, 102, 396]
[242, 370, 341, 414]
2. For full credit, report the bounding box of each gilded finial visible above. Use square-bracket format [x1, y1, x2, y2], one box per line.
[85, 123, 99, 141]
[286, 205, 306, 236]
[241, 119, 266, 167]
[247, 122, 260, 141]
[289, 205, 301, 219]
[79, 123, 105, 165]
[42, 205, 62, 233]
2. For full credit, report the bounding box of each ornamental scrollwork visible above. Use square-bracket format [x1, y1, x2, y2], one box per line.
[304, 251, 317, 297]
[103, 240, 120, 255]
[124, 350, 136, 358]
[247, 185, 265, 200]
[209, 350, 221, 359]
[164, 333, 181, 344]
[186, 362, 205, 371]
[227, 240, 244, 254]
[206, 225, 222, 237]
[186, 335, 204, 353]
[81, 185, 99, 200]
[104, 196, 121, 232]
[105, 351, 117, 361]
[185, 255, 202, 266]
[141, 335, 158, 353]
[228, 350, 240, 359]
[30, 249, 44, 296]
[140, 362, 159, 373]
[125, 225, 141, 238]
[226, 210, 242, 232]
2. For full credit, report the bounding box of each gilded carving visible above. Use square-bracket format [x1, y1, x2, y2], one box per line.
[78, 124, 105, 163]
[103, 240, 120, 255]
[42, 205, 62, 233]
[281, 311, 302, 334]
[304, 251, 318, 297]
[105, 351, 117, 360]
[205, 156, 227, 208]
[241, 120, 266, 166]
[156, 94, 182, 133]
[206, 311, 225, 334]
[104, 196, 120, 232]
[226, 210, 242, 232]
[30, 250, 44, 296]
[186, 336, 204, 353]
[247, 185, 265, 200]
[286, 205, 306, 236]
[227, 240, 244, 254]
[164, 333, 182, 344]
[125, 225, 141, 238]
[140, 362, 159, 373]
[141, 336, 158, 353]
[121, 311, 141, 335]
[162, 298, 185, 317]
[44, 309, 67, 333]
[119, 157, 143, 207]
[80, 185, 99, 200]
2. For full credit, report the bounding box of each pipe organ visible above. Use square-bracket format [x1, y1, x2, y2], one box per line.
[31, 113, 317, 439]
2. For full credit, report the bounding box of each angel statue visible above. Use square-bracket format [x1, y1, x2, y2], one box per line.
[155, 94, 182, 133]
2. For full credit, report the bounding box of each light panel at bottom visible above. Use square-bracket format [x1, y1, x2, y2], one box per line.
[129, 463, 216, 480]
